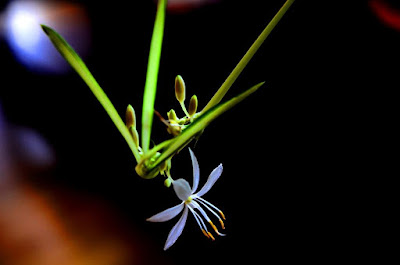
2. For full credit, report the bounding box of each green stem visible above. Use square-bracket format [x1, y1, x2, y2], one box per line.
[142, 0, 167, 153]
[201, 0, 295, 114]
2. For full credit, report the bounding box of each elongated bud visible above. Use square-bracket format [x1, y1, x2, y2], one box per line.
[125, 104, 136, 128]
[188, 95, 198, 117]
[175, 75, 186, 103]
[129, 126, 140, 147]
[126, 105, 139, 147]
[167, 109, 178, 122]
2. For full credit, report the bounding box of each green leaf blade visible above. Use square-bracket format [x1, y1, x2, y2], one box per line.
[141, 0, 167, 153]
[201, 0, 295, 114]
[41, 25, 141, 161]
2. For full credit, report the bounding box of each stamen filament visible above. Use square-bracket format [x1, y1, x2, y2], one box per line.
[191, 201, 226, 237]
[219, 219, 225, 230]
[219, 210, 226, 220]
[188, 205, 211, 239]
[209, 220, 218, 233]
[208, 220, 225, 236]
[202, 229, 210, 238]
[195, 196, 226, 220]
[195, 198, 225, 229]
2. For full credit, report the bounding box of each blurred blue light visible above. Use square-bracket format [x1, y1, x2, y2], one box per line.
[2, 0, 90, 74]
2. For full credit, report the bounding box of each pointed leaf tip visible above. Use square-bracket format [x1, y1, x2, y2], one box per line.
[41, 24, 50, 35]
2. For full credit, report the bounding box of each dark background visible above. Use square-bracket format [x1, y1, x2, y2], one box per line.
[0, 0, 397, 263]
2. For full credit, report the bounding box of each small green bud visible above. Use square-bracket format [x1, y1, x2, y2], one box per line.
[164, 178, 172, 188]
[167, 109, 178, 122]
[188, 95, 198, 117]
[125, 104, 136, 128]
[175, 75, 186, 103]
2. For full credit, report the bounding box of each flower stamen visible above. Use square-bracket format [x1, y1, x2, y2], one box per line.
[195, 196, 226, 220]
[209, 221, 218, 233]
[219, 219, 225, 230]
[202, 229, 210, 239]
[219, 210, 226, 220]
[208, 220, 225, 236]
[188, 204, 213, 240]
[194, 197, 225, 230]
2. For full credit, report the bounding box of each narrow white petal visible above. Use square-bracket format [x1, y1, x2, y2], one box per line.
[172, 178, 192, 201]
[189, 148, 200, 193]
[195, 163, 223, 197]
[164, 206, 189, 250]
[146, 203, 184, 222]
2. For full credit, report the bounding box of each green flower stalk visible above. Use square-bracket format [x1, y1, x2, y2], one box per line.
[41, 0, 295, 179]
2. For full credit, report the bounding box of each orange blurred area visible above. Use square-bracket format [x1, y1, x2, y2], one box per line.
[0, 105, 168, 265]
[0, 183, 168, 265]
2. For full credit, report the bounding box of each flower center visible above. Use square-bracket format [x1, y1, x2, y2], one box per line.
[185, 196, 192, 204]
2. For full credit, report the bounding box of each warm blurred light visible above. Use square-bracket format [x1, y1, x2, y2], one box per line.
[165, 0, 221, 13]
[0, 102, 167, 265]
[2, 0, 91, 73]
[369, 0, 400, 31]
[0, 104, 10, 184]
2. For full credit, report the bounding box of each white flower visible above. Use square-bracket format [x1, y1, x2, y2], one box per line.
[147, 148, 226, 250]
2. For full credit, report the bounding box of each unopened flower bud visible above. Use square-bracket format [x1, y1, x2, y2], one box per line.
[175, 75, 186, 103]
[167, 109, 178, 122]
[188, 95, 198, 117]
[164, 178, 172, 188]
[126, 105, 139, 147]
[129, 126, 140, 148]
[125, 104, 136, 128]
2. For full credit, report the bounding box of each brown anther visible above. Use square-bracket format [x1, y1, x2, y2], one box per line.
[219, 210, 226, 220]
[219, 219, 225, 230]
[209, 221, 219, 233]
[202, 229, 210, 238]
